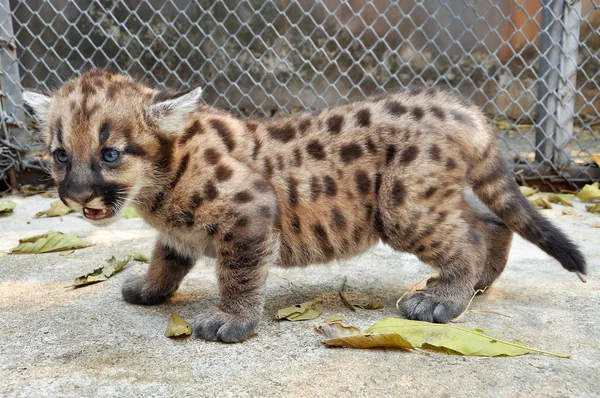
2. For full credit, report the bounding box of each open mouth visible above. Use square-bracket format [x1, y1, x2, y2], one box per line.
[83, 207, 115, 220]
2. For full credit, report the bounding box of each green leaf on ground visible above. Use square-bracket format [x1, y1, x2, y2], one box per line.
[586, 203, 600, 213]
[10, 231, 93, 254]
[0, 200, 16, 213]
[132, 252, 149, 263]
[165, 313, 192, 338]
[122, 206, 139, 219]
[576, 182, 600, 202]
[519, 186, 537, 197]
[365, 318, 569, 357]
[276, 300, 323, 321]
[73, 255, 131, 287]
[34, 200, 74, 218]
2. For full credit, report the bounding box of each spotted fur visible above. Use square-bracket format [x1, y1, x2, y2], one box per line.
[24, 70, 586, 342]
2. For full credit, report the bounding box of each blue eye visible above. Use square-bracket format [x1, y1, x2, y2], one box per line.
[102, 148, 120, 163]
[54, 149, 69, 164]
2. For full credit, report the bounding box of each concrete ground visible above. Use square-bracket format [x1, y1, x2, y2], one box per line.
[0, 194, 598, 398]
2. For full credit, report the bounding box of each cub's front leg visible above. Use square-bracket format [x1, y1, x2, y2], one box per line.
[122, 239, 198, 305]
[193, 222, 278, 343]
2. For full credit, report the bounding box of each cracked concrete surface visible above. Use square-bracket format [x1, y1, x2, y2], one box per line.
[0, 194, 598, 397]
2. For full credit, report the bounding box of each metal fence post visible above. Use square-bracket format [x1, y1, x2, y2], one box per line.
[535, 0, 581, 171]
[0, 0, 27, 187]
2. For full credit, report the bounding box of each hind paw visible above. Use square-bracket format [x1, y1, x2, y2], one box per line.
[402, 292, 467, 323]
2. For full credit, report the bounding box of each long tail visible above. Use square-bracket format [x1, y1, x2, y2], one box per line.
[469, 146, 586, 274]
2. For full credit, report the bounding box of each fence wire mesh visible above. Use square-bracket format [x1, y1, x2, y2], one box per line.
[0, 0, 599, 190]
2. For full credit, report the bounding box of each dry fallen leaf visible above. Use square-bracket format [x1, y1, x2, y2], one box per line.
[132, 252, 149, 263]
[519, 186, 537, 197]
[0, 200, 16, 214]
[562, 209, 572, 215]
[35, 200, 74, 218]
[122, 206, 139, 219]
[73, 256, 131, 287]
[576, 182, 600, 202]
[10, 231, 93, 254]
[354, 298, 385, 310]
[20, 184, 46, 197]
[276, 300, 323, 321]
[165, 313, 192, 338]
[527, 194, 552, 209]
[365, 318, 569, 358]
[591, 153, 600, 168]
[586, 203, 600, 213]
[315, 319, 413, 350]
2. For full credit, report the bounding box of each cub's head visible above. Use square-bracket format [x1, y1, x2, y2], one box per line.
[23, 69, 202, 226]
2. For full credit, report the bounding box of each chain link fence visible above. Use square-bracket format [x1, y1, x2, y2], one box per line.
[1, 0, 599, 191]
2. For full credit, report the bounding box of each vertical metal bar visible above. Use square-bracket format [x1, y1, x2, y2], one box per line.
[0, 0, 26, 148]
[554, 0, 581, 169]
[535, 0, 580, 170]
[535, 0, 564, 165]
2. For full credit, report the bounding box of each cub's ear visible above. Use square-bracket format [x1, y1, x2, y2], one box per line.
[22, 91, 53, 124]
[148, 87, 203, 133]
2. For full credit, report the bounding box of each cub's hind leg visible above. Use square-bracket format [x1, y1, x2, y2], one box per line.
[122, 238, 197, 305]
[465, 192, 514, 290]
[378, 180, 486, 323]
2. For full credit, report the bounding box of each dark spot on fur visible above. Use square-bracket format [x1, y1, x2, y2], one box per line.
[323, 176, 337, 197]
[444, 189, 455, 197]
[291, 215, 301, 233]
[331, 207, 347, 230]
[374, 173, 382, 195]
[353, 227, 362, 244]
[430, 106, 445, 120]
[170, 154, 190, 190]
[340, 143, 363, 163]
[287, 177, 299, 207]
[411, 107, 424, 120]
[355, 171, 371, 195]
[391, 180, 406, 206]
[446, 158, 457, 170]
[365, 204, 374, 220]
[264, 158, 273, 177]
[386, 101, 407, 116]
[431, 241, 441, 249]
[204, 182, 218, 200]
[252, 137, 262, 160]
[327, 115, 344, 134]
[400, 145, 419, 165]
[452, 111, 472, 126]
[366, 138, 377, 154]
[355, 108, 371, 127]
[254, 180, 270, 192]
[268, 124, 296, 143]
[429, 144, 441, 161]
[99, 122, 110, 145]
[424, 187, 437, 198]
[415, 245, 426, 253]
[373, 209, 385, 235]
[293, 148, 303, 167]
[235, 216, 250, 228]
[180, 120, 204, 145]
[124, 142, 147, 157]
[223, 233, 234, 242]
[234, 191, 253, 204]
[310, 177, 321, 200]
[313, 224, 334, 258]
[204, 148, 221, 165]
[386, 145, 396, 165]
[306, 140, 326, 160]
[215, 164, 233, 181]
[259, 206, 272, 218]
[190, 193, 203, 209]
[277, 155, 285, 171]
[298, 118, 311, 134]
[209, 119, 236, 151]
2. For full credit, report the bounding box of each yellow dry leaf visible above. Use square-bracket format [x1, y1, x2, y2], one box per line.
[519, 186, 537, 197]
[165, 313, 192, 338]
[10, 231, 93, 254]
[586, 203, 600, 213]
[35, 200, 74, 218]
[276, 300, 323, 321]
[0, 200, 16, 214]
[576, 182, 600, 202]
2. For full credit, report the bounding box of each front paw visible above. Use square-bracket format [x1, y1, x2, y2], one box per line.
[121, 275, 173, 305]
[401, 292, 468, 323]
[192, 307, 260, 343]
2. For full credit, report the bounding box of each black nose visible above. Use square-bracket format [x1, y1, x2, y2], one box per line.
[68, 188, 94, 205]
